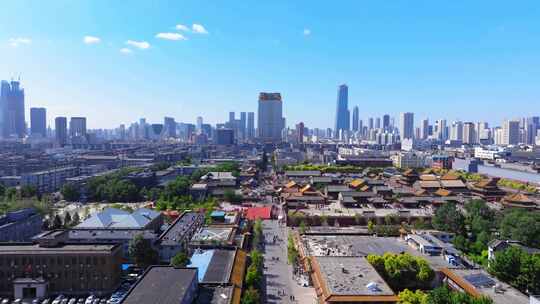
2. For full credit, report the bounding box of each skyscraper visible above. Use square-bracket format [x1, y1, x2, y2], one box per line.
[463, 122, 476, 144]
[55, 117, 67, 147]
[0, 80, 25, 138]
[502, 120, 519, 145]
[450, 121, 463, 141]
[383, 114, 390, 130]
[375, 117, 381, 129]
[163, 117, 176, 138]
[69, 117, 87, 138]
[196, 116, 203, 132]
[334, 84, 350, 137]
[240, 112, 247, 140]
[368, 118, 374, 130]
[257, 92, 283, 142]
[247, 112, 255, 139]
[30, 107, 47, 137]
[399, 112, 414, 140]
[420, 119, 429, 140]
[352, 106, 359, 131]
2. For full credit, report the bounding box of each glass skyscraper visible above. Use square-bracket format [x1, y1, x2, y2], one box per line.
[334, 84, 350, 137]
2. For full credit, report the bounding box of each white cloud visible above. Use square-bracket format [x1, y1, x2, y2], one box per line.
[83, 36, 101, 44]
[176, 24, 190, 32]
[155, 32, 187, 41]
[8, 37, 31, 47]
[303, 29, 311, 36]
[119, 48, 132, 54]
[126, 40, 150, 49]
[192, 24, 208, 34]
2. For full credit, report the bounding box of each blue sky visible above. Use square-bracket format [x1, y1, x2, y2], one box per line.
[1, 0, 539, 129]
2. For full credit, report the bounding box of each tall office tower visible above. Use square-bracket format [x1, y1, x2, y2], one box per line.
[383, 114, 390, 130]
[0, 80, 26, 138]
[358, 120, 364, 137]
[257, 92, 283, 142]
[118, 124, 126, 140]
[296, 122, 305, 143]
[502, 120, 520, 145]
[375, 117, 381, 129]
[228, 112, 235, 125]
[30, 107, 47, 137]
[239, 112, 247, 139]
[334, 84, 350, 137]
[352, 106, 359, 131]
[463, 122, 476, 144]
[196, 116, 203, 132]
[247, 112, 255, 139]
[524, 117, 539, 145]
[54, 117, 67, 147]
[437, 119, 448, 141]
[399, 112, 414, 140]
[139, 118, 148, 140]
[450, 121, 463, 141]
[163, 117, 176, 138]
[368, 118, 374, 130]
[420, 119, 429, 140]
[69, 117, 87, 138]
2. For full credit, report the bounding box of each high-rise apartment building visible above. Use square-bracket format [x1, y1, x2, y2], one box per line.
[502, 120, 519, 145]
[70, 117, 87, 138]
[368, 118, 374, 130]
[450, 121, 463, 141]
[375, 117, 381, 129]
[239, 112, 247, 140]
[0, 80, 25, 138]
[383, 114, 390, 130]
[352, 106, 359, 131]
[420, 119, 429, 140]
[463, 122, 476, 144]
[30, 107, 47, 138]
[247, 112, 255, 139]
[399, 112, 414, 140]
[334, 84, 350, 137]
[257, 92, 283, 142]
[55, 117, 67, 147]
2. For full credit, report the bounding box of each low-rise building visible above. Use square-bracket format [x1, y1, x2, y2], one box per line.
[21, 166, 79, 193]
[120, 266, 198, 304]
[158, 211, 205, 263]
[0, 230, 122, 298]
[0, 208, 42, 242]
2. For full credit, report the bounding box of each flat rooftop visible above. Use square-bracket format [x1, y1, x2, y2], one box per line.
[314, 256, 394, 296]
[448, 268, 529, 304]
[121, 266, 198, 304]
[159, 212, 203, 246]
[196, 286, 233, 304]
[0, 243, 117, 254]
[188, 249, 235, 283]
[301, 235, 453, 270]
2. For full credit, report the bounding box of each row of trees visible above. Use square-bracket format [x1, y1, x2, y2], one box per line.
[241, 219, 264, 304]
[398, 285, 492, 304]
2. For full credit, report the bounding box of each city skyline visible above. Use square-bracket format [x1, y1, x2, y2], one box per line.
[1, 1, 540, 128]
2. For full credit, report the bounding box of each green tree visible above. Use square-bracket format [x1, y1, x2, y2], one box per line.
[128, 233, 158, 269]
[245, 264, 262, 287]
[71, 212, 81, 226]
[367, 253, 434, 291]
[398, 289, 428, 304]
[488, 246, 540, 294]
[20, 185, 37, 198]
[0, 184, 5, 197]
[432, 203, 465, 234]
[170, 252, 190, 267]
[367, 220, 375, 233]
[61, 184, 80, 201]
[299, 220, 307, 234]
[241, 286, 260, 304]
[52, 214, 63, 229]
[500, 210, 540, 248]
[224, 189, 242, 203]
[63, 212, 72, 227]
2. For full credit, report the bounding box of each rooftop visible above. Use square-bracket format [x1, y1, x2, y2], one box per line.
[76, 207, 160, 230]
[121, 266, 198, 304]
[313, 256, 395, 297]
[159, 212, 204, 246]
[191, 227, 234, 243]
[188, 249, 236, 283]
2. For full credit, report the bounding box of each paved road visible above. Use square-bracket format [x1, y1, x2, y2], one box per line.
[262, 220, 316, 304]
